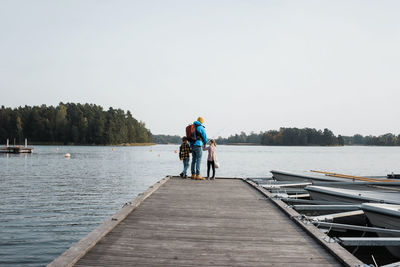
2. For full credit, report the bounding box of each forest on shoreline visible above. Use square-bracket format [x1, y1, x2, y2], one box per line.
[0, 103, 152, 145]
[1, 104, 399, 146]
[153, 129, 400, 146]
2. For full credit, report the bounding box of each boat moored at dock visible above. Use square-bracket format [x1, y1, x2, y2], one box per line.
[271, 170, 400, 192]
[361, 203, 400, 257]
[271, 170, 352, 182]
[306, 185, 400, 205]
[254, 175, 400, 262]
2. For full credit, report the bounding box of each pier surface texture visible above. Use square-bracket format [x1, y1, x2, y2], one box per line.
[55, 178, 351, 266]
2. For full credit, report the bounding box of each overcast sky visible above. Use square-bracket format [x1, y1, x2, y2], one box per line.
[1, 0, 400, 138]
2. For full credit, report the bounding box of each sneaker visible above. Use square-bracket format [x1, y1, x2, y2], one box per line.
[184, 175, 188, 178]
[191, 174, 196, 179]
[179, 173, 183, 178]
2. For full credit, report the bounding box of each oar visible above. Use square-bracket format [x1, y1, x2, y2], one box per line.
[311, 170, 379, 182]
[310, 170, 399, 183]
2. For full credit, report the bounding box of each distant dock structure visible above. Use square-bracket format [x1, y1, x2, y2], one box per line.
[0, 138, 33, 153]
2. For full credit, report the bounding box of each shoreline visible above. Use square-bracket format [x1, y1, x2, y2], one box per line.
[25, 142, 156, 146]
[10, 142, 398, 147]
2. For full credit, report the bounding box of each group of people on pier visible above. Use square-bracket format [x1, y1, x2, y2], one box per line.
[179, 117, 218, 180]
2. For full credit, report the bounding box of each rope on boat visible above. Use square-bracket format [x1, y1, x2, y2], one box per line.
[371, 254, 378, 267]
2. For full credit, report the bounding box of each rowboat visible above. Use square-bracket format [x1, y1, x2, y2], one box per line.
[271, 170, 353, 183]
[361, 203, 400, 257]
[306, 186, 400, 205]
[272, 170, 400, 190]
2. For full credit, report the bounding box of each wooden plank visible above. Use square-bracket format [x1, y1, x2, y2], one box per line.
[310, 210, 364, 222]
[71, 178, 350, 266]
[245, 179, 364, 267]
[47, 176, 171, 267]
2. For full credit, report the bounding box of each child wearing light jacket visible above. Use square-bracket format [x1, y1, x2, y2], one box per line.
[203, 139, 217, 180]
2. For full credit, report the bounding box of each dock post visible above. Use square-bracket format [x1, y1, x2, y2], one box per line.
[25, 138, 27, 148]
[6, 138, 9, 148]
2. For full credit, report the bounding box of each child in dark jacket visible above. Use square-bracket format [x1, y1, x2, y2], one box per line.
[179, 137, 191, 178]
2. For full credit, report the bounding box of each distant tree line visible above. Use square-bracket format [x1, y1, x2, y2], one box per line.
[342, 133, 400, 146]
[153, 128, 400, 146]
[0, 103, 152, 145]
[152, 134, 181, 144]
[216, 128, 400, 146]
[150, 130, 400, 146]
[216, 128, 344, 146]
[216, 131, 262, 145]
[2, 104, 399, 147]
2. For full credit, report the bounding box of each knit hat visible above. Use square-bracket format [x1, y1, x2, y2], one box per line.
[197, 117, 204, 124]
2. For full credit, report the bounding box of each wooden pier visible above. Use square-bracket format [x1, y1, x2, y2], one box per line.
[48, 177, 364, 267]
[0, 146, 33, 153]
[1, 139, 33, 153]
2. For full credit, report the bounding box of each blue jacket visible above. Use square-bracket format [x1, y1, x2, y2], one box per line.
[191, 120, 207, 147]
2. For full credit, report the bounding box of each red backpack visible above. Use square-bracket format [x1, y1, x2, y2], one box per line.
[186, 124, 198, 142]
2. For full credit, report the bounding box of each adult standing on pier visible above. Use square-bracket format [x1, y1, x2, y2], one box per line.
[190, 117, 207, 180]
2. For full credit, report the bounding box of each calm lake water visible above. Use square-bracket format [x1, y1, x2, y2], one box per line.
[1, 145, 400, 266]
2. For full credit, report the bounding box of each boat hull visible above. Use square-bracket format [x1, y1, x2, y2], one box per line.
[308, 190, 365, 204]
[361, 203, 400, 257]
[271, 171, 400, 189]
[271, 170, 350, 183]
[306, 186, 400, 205]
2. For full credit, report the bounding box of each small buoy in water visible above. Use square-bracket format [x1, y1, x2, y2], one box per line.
[174, 150, 178, 153]
[65, 153, 70, 158]
[150, 149, 153, 152]
[157, 154, 160, 157]
[112, 148, 115, 151]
